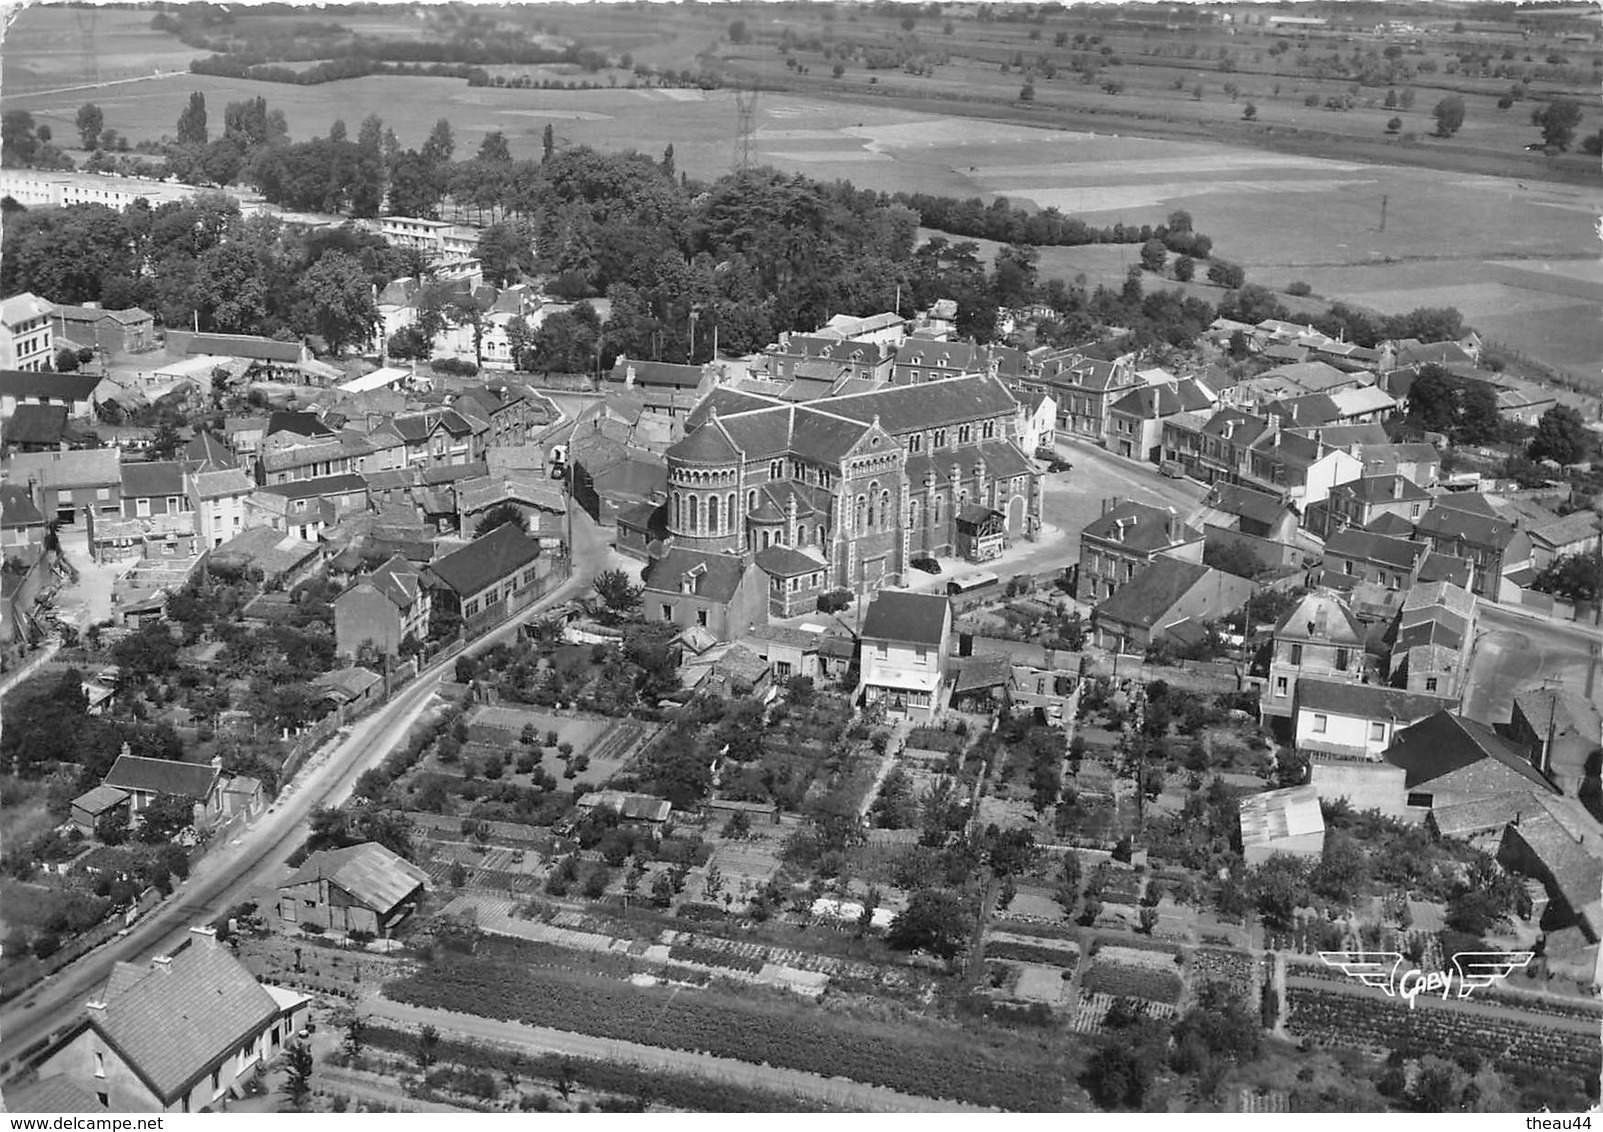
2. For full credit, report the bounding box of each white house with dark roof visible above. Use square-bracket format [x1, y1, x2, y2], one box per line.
[102, 753, 223, 827]
[855, 589, 953, 721]
[1262, 589, 1367, 720]
[0, 292, 55, 371]
[421, 521, 546, 635]
[1293, 677, 1454, 763]
[29, 926, 310, 1112]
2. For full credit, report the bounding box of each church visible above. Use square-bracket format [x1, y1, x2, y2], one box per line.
[642, 373, 1044, 629]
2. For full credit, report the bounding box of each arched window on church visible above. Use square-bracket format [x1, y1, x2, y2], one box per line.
[761, 530, 770, 549]
[726, 493, 736, 535]
[747, 489, 757, 515]
[867, 481, 879, 530]
[855, 495, 866, 535]
[909, 499, 921, 531]
[817, 523, 826, 545]
[933, 494, 943, 527]
[672, 492, 681, 530]
[708, 494, 720, 535]
[880, 490, 891, 530]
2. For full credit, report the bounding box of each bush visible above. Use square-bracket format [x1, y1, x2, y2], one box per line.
[1286, 280, 1312, 297]
[432, 357, 480, 377]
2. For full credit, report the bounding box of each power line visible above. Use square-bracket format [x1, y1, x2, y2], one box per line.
[733, 83, 759, 174]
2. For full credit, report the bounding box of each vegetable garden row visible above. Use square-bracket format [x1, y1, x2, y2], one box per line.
[385, 961, 1068, 1110]
[1285, 985, 1602, 1089]
[1080, 959, 1183, 1004]
[984, 939, 1081, 969]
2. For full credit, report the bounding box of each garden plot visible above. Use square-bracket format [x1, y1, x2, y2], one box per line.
[1081, 950, 1184, 1006]
[706, 837, 785, 903]
[1011, 964, 1072, 1006]
[986, 931, 1080, 971]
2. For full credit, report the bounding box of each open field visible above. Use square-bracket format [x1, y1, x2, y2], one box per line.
[4, 4, 1597, 382]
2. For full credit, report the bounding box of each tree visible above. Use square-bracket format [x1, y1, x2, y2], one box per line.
[1206, 260, 1245, 288]
[1172, 255, 1195, 283]
[1242, 101, 1257, 121]
[1019, 79, 1036, 102]
[75, 103, 104, 151]
[1457, 381, 1500, 445]
[590, 569, 643, 625]
[281, 1041, 313, 1109]
[1530, 99, 1584, 152]
[1531, 550, 1603, 604]
[296, 251, 377, 355]
[1085, 1045, 1152, 1109]
[474, 221, 536, 288]
[886, 888, 967, 959]
[421, 118, 456, 168]
[137, 793, 197, 844]
[1432, 95, 1466, 137]
[177, 92, 209, 148]
[1406, 365, 1460, 433]
[542, 124, 555, 164]
[416, 1024, 440, 1070]
[728, 18, 750, 43]
[1203, 540, 1265, 580]
[474, 503, 524, 538]
[1139, 239, 1167, 273]
[1529, 405, 1589, 466]
[1386, 116, 1404, 134]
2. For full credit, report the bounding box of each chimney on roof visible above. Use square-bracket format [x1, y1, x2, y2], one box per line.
[86, 1000, 107, 1013]
[190, 925, 218, 946]
[152, 955, 173, 970]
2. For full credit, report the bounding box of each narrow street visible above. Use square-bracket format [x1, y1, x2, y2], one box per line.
[0, 506, 611, 1064]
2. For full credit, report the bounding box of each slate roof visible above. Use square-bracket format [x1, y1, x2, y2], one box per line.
[422, 522, 541, 598]
[104, 755, 219, 799]
[1082, 499, 1199, 552]
[4, 1075, 108, 1112]
[257, 473, 368, 502]
[4, 403, 69, 446]
[1297, 677, 1449, 722]
[825, 373, 1019, 434]
[1205, 483, 1288, 527]
[1325, 528, 1429, 572]
[0, 369, 101, 403]
[755, 545, 827, 578]
[1093, 558, 1212, 630]
[610, 358, 707, 389]
[0, 482, 45, 528]
[183, 430, 236, 470]
[266, 410, 334, 439]
[72, 784, 131, 815]
[365, 555, 423, 610]
[860, 590, 950, 646]
[1273, 590, 1365, 645]
[1365, 511, 1418, 538]
[313, 665, 383, 702]
[1337, 474, 1429, 506]
[1415, 502, 1520, 550]
[5, 448, 120, 494]
[1109, 379, 1215, 419]
[121, 460, 187, 500]
[1512, 688, 1603, 743]
[181, 332, 303, 362]
[1384, 711, 1557, 793]
[209, 526, 321, 580]
[189, 467, 251, 500]
[54, 303, 152, 326]
[642, 548, 754, 603]
[1530, 511, 1602, 550]
[84, 935, 282, 1102]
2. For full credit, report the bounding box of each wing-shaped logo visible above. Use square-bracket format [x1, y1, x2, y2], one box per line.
[1450, 951, 1534, 999]
[1317, 951, 1404, 995]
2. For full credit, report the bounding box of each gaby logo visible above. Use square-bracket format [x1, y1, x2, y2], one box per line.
[1317, 950, 1534, 1010]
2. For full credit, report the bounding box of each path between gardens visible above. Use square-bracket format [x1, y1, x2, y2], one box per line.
[361, 994, 988, 1113]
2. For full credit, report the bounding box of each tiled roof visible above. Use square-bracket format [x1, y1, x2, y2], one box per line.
[667, 418, 744, 464]
[610, 358, 707, 389]
[642, 548, 754, 604]
[1339, 474, 1429, 505]
[209, 527, 321, 579]
[120, 460, 187, 500]
[1416, 502, 1519, 550]
[266, 411, 334, 439]
[422, 522, 541, 598]
[54, 303, 152, 326]
[5, 1075, 108, 1112]
[1365, 511, 1418, 538]
[180, 332, 304, 362]
[4, 403, 69, 445]
[89, 935, 282, 1101]
[824, 373, 1019, 434]
[72, 784, 130, 814]
[1529, 510, 1601, 549]
[1093, 558, 1212, 630]
[104, 755, 218, 799]
[1205, 483, 1287, 527]
[1512, 688, 1603, 742]
[365, 554, 422, 610]
[183, 431, 237, 470]
[861, 590, 950, 646]
[1384, 711, 1557, 793]
[1297, 677, 1448, 722]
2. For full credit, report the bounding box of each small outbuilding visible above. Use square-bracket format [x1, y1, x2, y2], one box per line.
[276, 841, 428, 937]
[1239, 784, 1326, 866]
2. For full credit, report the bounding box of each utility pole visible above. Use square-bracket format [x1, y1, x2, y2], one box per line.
[1378, 194, 1388, 233]
[733, 83, 759, 174]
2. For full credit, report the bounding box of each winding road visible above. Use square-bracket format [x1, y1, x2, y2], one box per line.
[0, 505, 610, 1069]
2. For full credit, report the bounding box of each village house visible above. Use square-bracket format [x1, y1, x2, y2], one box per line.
[187, 466, 253, 550]
[1353, 441, 1442, 488]
[1262, 589, 1367, 722]
[334, 555, 430, 658]
[1158, 408, 1272, 486]
[739, 623, 824, 684]
[0, 482, 49, 556]
[371, 408, 480, 470]
[1105, 378, 1216, 463]
[1385, 580, 1477, 700]
[26, 927, 310, 1113]
[51, 303, 155, 355]
[1527, 511, 1602, 570]
[1293, 678, 1454, 764]
[1385, 710, 1560, 811]
[0, 369, 101, 420]
[165, 331, 312, 382]
[0, 292, 55, 371]
[119, 461, 190, 521]
[1076, 498, 1204, 603]
[7, 447, 123, 527]
[1319, 528, 1431, 593]
[642, 547, 769, 640]
[1017, 350, 1139, 443]
[855, 590, 953, 722]
[70, 784, 131, 838]
[102, 753, 223, 827]
[1413, 497, 1534, 600]
[2, 403, 79, 453]
[1091, 558, 1254, 654]
[1194, 482, 1298, 542]
[890, 339, 1031, 386]
[421, 522, 545, 637]
[1305, 474, 1432, 541]
[763, 332, 896, 385]
[207, 526, 324, 589]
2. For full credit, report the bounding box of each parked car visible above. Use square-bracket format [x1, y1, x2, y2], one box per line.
[1047, 459, 1073, 474]
[911, 556, 942, 575]
[1160, 460, 1185, 479]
